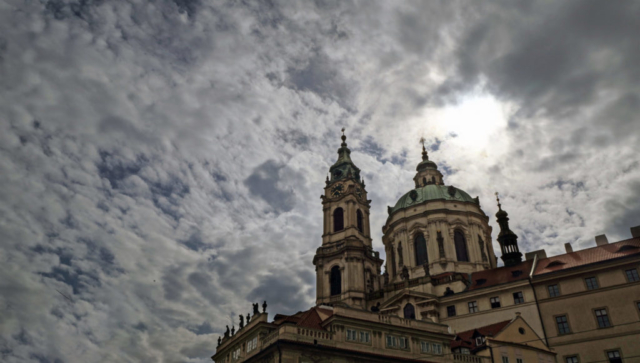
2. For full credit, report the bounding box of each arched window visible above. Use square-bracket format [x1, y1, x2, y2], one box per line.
[404, 303, 416, 319]
[330, 266, 341, 296]
[454, 230, 469, 262]
[356, 209, 363, 233]
[414, 233, 428, 266]
[422, 177, 427, 186]
[333, 208, 344, 232]
[431, 176, 436, 184]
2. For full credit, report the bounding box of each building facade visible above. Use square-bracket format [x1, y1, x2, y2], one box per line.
[212, 133, 640, 363]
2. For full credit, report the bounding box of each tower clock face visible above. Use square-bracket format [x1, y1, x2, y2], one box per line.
[331, 183, 344, 197]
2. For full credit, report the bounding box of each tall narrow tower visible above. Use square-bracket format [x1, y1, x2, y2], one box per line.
[495, 193, 523, 267]
[313, 130, 383, 308]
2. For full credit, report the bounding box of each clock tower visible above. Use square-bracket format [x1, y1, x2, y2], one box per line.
[313, 130, 384, 308]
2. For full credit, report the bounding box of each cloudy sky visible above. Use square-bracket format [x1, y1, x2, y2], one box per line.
[1, 0, 639, 362]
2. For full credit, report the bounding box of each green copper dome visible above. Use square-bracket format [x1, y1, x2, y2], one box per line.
[388, 184, 478, 215]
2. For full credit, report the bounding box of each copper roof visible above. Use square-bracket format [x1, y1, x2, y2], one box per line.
[534, 237, 640, 275]
[468, 260, 533, 291]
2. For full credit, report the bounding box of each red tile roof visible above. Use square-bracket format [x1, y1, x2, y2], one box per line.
[272, 306, 333, 331]
[451, 320, 512, 349]
[534, 237, 640, 275]
[468, 260, 533, 291]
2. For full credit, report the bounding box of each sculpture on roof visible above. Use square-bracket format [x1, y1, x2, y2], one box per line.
[246, 313, 251, 323]
[225, 325, 230, 337]
[239, 314, 244, 329]
[253, 303, 259, 315]
[262, 300, 267, 313]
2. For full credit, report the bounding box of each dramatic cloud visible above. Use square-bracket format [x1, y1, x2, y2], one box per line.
[0, 1, 638, 362]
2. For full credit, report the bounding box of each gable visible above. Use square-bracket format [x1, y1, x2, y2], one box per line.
[493, 316, 549, 352]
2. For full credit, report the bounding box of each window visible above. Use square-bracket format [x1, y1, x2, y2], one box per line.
[548, 284, 560, 297]
[556, 315, 570, 335]
[565, 356, 579, 363]
[447, 305, 456, 317]
[232, 347, 241, 360]
[585, 277, 598, 290]
[420, 341, 430, 353]
[468, 301, 479, 313]
[626, 268, 640, 282]
[356, 209, 364, 233]
[476, 336, 485, 346]
[359, 331, 370, 343]
[454, 230, 469, 262]
[386, 335, 407, 349]
[595, 309, 611, 328]
[246, 337, 257, 352]
[502, 357, 510, 363]
[513, 291, 524, 304]
[432, 343, 442, 354]
[607, 350, 622, 363]
[458, 347, 470, 355]
[490, 297, 501, 309]
[333, 208, 344, 232]
[346, 329, 357, 341]
[414, 233, 428, 266]
[404, 303, 416, 319]
[330, 266, 341, 296]
[516, 359, 523, 363]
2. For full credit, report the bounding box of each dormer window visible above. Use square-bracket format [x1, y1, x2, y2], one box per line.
[475, 336, 485, 346]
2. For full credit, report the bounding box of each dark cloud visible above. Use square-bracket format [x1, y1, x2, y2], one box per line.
[244, 160, 296, 213]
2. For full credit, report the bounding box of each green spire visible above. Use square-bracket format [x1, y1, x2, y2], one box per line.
[328, 129, 362, 184]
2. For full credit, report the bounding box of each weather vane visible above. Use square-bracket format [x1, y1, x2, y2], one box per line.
[341, 127, 345, 135]
[419, 137, 426, 148]
[495, 192, 501, 209]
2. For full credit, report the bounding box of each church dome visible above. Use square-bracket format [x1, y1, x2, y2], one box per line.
[416, 159, 438, 171]
[389, 184, 477, 216]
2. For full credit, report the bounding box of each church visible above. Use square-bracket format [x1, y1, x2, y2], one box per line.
[212, 132, 640, 363]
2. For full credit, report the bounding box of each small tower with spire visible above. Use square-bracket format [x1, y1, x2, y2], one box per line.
[413, 137, 444, 188]
[495, 193, 523, 267]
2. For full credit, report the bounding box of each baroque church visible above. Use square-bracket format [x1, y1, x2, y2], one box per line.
[212, 133, 640, 363]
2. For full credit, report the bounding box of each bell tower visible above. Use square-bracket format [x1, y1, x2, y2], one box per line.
[313, 130, 383, 308]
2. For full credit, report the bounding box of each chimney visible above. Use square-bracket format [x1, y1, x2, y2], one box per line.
[595, 234, 609, 246]
[564, 243, 573, 253]
[631, 226, 640, 238]
[525, 249, 547, 261]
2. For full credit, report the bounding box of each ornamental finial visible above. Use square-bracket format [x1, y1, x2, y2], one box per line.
[495, 192, 502, 211]
[341, 128, 347, 146]
[420, 137, 428, 161]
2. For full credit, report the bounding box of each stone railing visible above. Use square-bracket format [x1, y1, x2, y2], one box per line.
[296, 327, 333, 340]
[260, 330, 278, 349]
[452, 354, 490, 363]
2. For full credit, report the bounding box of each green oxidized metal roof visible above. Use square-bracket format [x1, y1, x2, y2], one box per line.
[389, 184, 477, 215]
[328, 133, 362, 184]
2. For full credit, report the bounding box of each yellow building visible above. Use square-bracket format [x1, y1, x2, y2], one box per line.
[211, 133, 640, 363]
